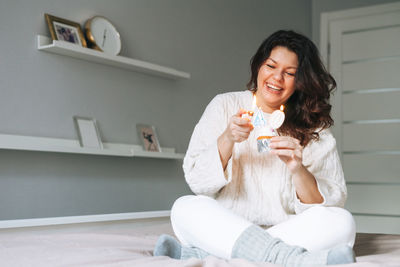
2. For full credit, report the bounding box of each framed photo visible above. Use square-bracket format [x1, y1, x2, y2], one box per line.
[73, 116, 103, 149]
[136, 124, 161, 152]
[45, 13, 87, 47]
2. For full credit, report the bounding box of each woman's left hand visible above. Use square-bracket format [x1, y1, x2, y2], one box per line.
[269, 136, 304, 173]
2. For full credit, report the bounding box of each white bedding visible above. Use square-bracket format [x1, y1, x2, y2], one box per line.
[0, 222, 398, 266]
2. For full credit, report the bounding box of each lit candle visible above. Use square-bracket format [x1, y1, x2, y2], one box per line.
[269, 105, 285, 129]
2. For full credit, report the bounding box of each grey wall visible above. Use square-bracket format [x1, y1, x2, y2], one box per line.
[0, 0, 311, 220]
[311, 0, 400, 46]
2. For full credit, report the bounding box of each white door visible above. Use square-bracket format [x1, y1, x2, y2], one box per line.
[322, 2, 400, 234]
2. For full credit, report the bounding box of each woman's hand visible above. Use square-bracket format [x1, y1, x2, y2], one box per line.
[269, 136, 304, 173]
[222, 109, 254, 143]
[270, 136, 324, 204]
[217, 109, 254, 172]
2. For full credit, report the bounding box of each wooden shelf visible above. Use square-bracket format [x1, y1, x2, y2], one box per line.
[36, 35, 190, 80]
[0, 134, 184, 159]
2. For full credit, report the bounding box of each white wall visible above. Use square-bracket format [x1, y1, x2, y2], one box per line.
[0, 0, 312, 220]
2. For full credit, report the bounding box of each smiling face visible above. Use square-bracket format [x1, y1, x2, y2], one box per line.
[255, 46, 298, 113]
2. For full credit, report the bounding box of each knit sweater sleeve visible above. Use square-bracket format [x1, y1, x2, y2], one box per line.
[182, 94, 233, 197]
[293, 129, 347, 214]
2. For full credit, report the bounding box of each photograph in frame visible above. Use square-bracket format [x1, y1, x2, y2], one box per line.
[45, 13, 87, 47]
[136, 124, 161, 152]
[73, 116, 103, 149]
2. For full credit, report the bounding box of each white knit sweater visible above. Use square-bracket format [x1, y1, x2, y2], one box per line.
[183, 90, 347, 226]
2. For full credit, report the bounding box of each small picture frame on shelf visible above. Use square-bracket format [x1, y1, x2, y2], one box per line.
[45, 13, 87, 47]
[74, 116, 103, 149]
[136, 124, 161, 152]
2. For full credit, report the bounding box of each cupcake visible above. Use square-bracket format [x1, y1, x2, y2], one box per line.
[257, 126, 276, 153]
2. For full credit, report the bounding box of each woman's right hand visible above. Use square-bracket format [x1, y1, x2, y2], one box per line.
[222, 109, 254, 143]
[217, 109, 254, 172]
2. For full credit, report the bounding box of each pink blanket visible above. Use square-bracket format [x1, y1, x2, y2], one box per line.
[0, 223, 398, 266]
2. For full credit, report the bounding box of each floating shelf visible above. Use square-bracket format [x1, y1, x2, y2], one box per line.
[36, 35, 190, 80]
[0, 134, 184, 159]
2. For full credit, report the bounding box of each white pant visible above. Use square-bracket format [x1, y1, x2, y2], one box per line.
[171, 195, 356, 259]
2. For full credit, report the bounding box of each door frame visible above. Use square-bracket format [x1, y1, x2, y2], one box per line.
[319, 2, 400, 234]
[320, 2, 400, 66]
[319, 1, 400, 154]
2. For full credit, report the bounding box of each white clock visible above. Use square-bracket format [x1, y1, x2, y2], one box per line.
[85, 16, 121, 55]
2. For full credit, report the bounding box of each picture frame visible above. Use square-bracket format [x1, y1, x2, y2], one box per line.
[73, 116, 103, 149]
[136, 124, 161, 152]
[45, 13, 87, 47]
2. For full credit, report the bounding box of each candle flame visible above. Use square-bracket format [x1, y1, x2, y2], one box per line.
[280, 105, 284, 112]
[252, 94, 257, 110]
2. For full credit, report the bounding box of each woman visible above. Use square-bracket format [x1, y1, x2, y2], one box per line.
[154, 30, 356, 266]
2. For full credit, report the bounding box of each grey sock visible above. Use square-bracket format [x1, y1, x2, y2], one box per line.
[232, 225, 350, 267]
[327, 245, 356, 265]
[153, 234, 182, 259]
[181, 245, 211, 260]
[153, 234, 211, 260]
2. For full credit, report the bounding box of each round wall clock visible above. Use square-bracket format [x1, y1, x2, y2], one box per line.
[85, 16, 121, 55]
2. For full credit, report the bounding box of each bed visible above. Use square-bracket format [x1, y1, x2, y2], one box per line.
[0, 221, 399, 266]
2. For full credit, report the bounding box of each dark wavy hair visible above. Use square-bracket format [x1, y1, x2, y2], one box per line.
[247, 30, 336, 146]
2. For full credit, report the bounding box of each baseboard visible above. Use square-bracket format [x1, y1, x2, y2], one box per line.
[0, 210, 171, 229]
